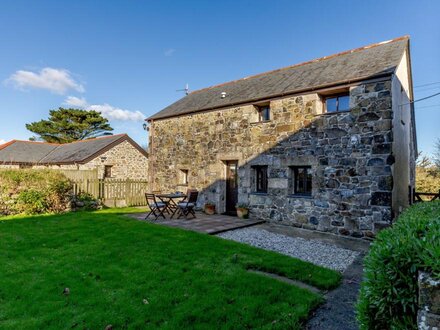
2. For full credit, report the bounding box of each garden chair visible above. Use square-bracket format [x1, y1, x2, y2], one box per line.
[144, 193, 167, 220]
[176, 190, 199, 219]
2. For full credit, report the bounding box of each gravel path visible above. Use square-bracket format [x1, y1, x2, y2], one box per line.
[218, 227, 359, 272]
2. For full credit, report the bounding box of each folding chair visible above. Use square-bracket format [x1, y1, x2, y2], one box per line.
[145, 193, 167, 220]
[176, 190, 199, 219]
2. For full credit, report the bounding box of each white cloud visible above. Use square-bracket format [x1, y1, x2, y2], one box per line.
[6, 67, 84, 94]
[64, 96, 145, 122]
[164, 48, 176, 56]
[88, 104, 145, 122]
[64, 96, 88, 108]
[0, 139, 6, 145]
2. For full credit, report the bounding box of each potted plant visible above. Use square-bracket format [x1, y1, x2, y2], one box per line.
[236, 203, 249, 219]
[204, 201, 216, 215]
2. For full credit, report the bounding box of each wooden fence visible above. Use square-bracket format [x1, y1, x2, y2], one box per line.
[413, 190, 440, 203]
[73, 179, 148, 207]
[58, 169, 98, 181]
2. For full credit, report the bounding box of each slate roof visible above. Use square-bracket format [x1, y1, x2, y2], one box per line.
[0, 134, 147, 165]
[148, 36, 409, 121]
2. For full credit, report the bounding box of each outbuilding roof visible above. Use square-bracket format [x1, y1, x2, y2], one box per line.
[0, 134, 147, 165]
[148, 36, 409, 121]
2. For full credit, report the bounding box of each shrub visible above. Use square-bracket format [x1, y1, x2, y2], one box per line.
[71, 191, 101, 210]
[357, 201, 440, 329]
[0, 169, 73, 216]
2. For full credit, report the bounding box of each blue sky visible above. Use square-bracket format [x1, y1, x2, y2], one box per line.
[0, 0, 439, 155]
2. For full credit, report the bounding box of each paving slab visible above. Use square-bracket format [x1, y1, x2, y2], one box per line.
[128, 212, 264, 234]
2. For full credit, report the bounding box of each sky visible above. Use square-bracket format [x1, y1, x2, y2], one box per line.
[0, 0, 439, 155]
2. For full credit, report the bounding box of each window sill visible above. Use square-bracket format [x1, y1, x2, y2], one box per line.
[315, 110, 351, 117]
[287, 194, 313, 199]
[250, 192, 268, 196]
[250, 120, 272, 125]
[176, 184, 188, 187]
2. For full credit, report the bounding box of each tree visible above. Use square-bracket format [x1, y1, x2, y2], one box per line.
[416, 151, 432, 169]
[26, 108, 113, 143]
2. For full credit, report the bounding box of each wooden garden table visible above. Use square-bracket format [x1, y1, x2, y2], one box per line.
[155, 193, 186, 218]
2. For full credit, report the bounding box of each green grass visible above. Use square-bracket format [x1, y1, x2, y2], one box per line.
[0, 209, 341, 329]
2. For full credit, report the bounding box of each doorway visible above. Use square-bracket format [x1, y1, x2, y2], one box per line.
[225, 160, 238, 215]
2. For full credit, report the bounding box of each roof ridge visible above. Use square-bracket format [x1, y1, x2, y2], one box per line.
[4, 134, 126, 147]
[5, 140, 60, 146]
[190, 35, 410, 95]
[64, 133, 126, 145]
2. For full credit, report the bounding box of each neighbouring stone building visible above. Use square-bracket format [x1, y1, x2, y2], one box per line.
[147, 36, 416, 239]
[0, 134, 148, 180]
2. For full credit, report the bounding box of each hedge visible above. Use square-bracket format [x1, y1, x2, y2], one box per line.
[357, 201, 440, 329]
[0, 169, 73, 216]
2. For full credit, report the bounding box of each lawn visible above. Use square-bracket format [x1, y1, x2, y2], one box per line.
[0, 209, 340, 329]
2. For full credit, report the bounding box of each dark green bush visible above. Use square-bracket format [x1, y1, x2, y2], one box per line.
[357, 201, 440, 329]
[0, 169, 73, 216]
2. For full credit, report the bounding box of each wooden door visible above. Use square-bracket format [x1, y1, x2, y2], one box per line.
[225, 160, 238, 215]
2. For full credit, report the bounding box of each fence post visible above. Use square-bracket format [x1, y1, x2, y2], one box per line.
[125, 179, 131, 206]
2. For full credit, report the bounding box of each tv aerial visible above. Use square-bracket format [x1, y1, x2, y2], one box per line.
[176, 83, 189, 95]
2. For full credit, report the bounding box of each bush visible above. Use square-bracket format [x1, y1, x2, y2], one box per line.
[0, 169, 73, 216]
[71, 191, 101, 210]
[357, 201, 440, 329]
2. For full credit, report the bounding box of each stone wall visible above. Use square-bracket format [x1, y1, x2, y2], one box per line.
[149, 78, 413, 239]
[418, 272, 440, 329]
[81, 140, 148, 180]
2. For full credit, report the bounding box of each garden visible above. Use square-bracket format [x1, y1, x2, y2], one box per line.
[0, 208, 340, 329]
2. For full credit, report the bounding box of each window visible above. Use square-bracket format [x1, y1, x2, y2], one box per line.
[257, 105, 271, 121]
[252, 166, 268, 193]
[291, 166, 312, 196]
[180, 169, 189, 185]
[104, 165, 113, 178]
[325, 93, 350, 113]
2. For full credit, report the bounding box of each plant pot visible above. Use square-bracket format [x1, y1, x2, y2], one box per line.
[236, 208, 249, 219]
[205, 204, 215, 215]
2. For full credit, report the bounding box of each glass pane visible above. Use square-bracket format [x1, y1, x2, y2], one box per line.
[326, 97, 337, 112]
[259, 106, 270, 121]
[305, 168, 312, 194]
[338, 95, 350, 111]
[294, 167, 312, 195]
[297, 168, 305, 193]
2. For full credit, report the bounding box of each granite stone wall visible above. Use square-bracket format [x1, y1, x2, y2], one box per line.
[82, 140, 148, 180]
[418, 272, 440, 329]
[149, 78, 408, 239]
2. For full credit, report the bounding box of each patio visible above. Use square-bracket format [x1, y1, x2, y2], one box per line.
[129, 212, 265, 235]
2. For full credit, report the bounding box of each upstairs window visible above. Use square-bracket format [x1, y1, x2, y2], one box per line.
[104, 165, 113, 178]
[252, 166, 268, 193]
[291, 166, 312, 196]
[325, 93, 350, 113]
[257, 105, 271, 122]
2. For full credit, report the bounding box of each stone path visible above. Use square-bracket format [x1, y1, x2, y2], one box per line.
[306, 254, 364, 330]
[128, 212, 264, 234]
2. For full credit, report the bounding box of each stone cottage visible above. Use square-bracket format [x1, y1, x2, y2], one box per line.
[0, 134, 148, 180]
[146, 36, 416, 239]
